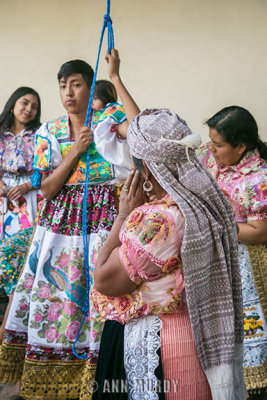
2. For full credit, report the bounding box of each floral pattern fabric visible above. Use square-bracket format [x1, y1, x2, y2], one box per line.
[33, 106, 129, 185]
[0, 227, 33, 296]
[91, 195, 186, 324]
[0, 129, 42, 294]
[3, 108, 128, 398]
[0, 129, 35, 177]
[197, 146, 267, 223]
[239, 244, 266, 368]
[198, 145, 267, 390]
[33, 115, 114, 184]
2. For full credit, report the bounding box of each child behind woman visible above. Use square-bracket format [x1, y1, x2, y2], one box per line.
[93, 79, 117, 111]
[93, 79, 128, 138]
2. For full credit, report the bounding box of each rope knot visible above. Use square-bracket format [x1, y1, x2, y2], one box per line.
[104, 13, 112, 26]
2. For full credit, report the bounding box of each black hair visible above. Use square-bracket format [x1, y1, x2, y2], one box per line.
[95, 80, 117, 106]
[57, 59, 94, 88]
[206, 105, 267, 160]
[0, 87, 41, 135]
[132, 156, 144, 171]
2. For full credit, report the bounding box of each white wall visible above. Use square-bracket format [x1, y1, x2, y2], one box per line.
[0, 0, 266, 143]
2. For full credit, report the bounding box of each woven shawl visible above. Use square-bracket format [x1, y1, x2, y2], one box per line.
[127, 109, 244, 374]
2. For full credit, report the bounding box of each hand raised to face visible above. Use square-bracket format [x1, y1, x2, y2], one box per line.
[118, 170, 148, 220]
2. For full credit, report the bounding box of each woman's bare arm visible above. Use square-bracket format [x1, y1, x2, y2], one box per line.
[237, 220, 267, 244]
[94, 170, 147, 296]
[106, 49, 140, 125]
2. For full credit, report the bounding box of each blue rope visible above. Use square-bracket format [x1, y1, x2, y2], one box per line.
[72, 0, 114, 360]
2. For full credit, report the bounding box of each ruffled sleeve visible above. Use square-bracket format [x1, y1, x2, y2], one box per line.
[33, 123, 62, 173]
[93, 103, 132, 176]
[118, 200, 184, 285]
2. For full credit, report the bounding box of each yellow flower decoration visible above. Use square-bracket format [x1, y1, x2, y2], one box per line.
[244, 323, 250, 331]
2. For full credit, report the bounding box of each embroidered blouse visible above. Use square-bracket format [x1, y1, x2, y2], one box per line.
[91, 195, 186, 324]
[198, 145, 267, 223]
[32, 104, 131, 185]
[0, 129, 35, 178]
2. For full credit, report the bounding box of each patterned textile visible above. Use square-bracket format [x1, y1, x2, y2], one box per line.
[91, 195, 185, 324]
[198, 145, 267, 392]
[33, 106, 130, 186]
[0, 227, 33, 295]
[197, 146, 267, 223]
[0, 288, 8, 324]
[0, 129, 42, 294]
[127, 109, 244, 398]
[239, 245, 267, 389]
[124, 316, 162, 400]
[0, 106, 130, 399]
[161, 313, 212, 400]
[0, 129, 41, 240]
[94, 313, 211, 400]
[92, 194, 210, 399]
[0, 129, 34, 177]
[98, 103, 126, 125]
[34, 115, 114, 183]
[94, 103, 132, 182]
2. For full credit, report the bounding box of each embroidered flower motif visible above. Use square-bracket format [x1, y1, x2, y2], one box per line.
[64, 300, 77, 316]
[45, 326, 60, 342]
[34, 312, 43, 322]
[38, 284, 51, 298]
[20, 302, 28, 311]
[253, 182, 267, 198]
[58, 252, 70, 269]
[140, 213, 170, 245]
[65, 321, 80, 341]
[47, 302, 63, 322]
[70, 249, 79, 261]
[162, 256, 182, 274]
[125, 210, 143, 230]
[257, 182, 267, 192]
[114, 295, 132, 313]
[243, 310, 264, 337]
[69, 265, 80, 283]
[24, 276, 34, 290]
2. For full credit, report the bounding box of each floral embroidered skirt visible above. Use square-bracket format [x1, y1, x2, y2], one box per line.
[0, 227, 34, 296]
[0, 174, 42, 297]
[0, 174, 41, 240]
[239, 244, 267, 392]
[0, 184, 118, 400]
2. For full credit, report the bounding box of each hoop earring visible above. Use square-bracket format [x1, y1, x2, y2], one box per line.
[143, 180, 153, 192]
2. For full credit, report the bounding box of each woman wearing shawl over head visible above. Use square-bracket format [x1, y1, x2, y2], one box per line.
[85, 49, 247, 400]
